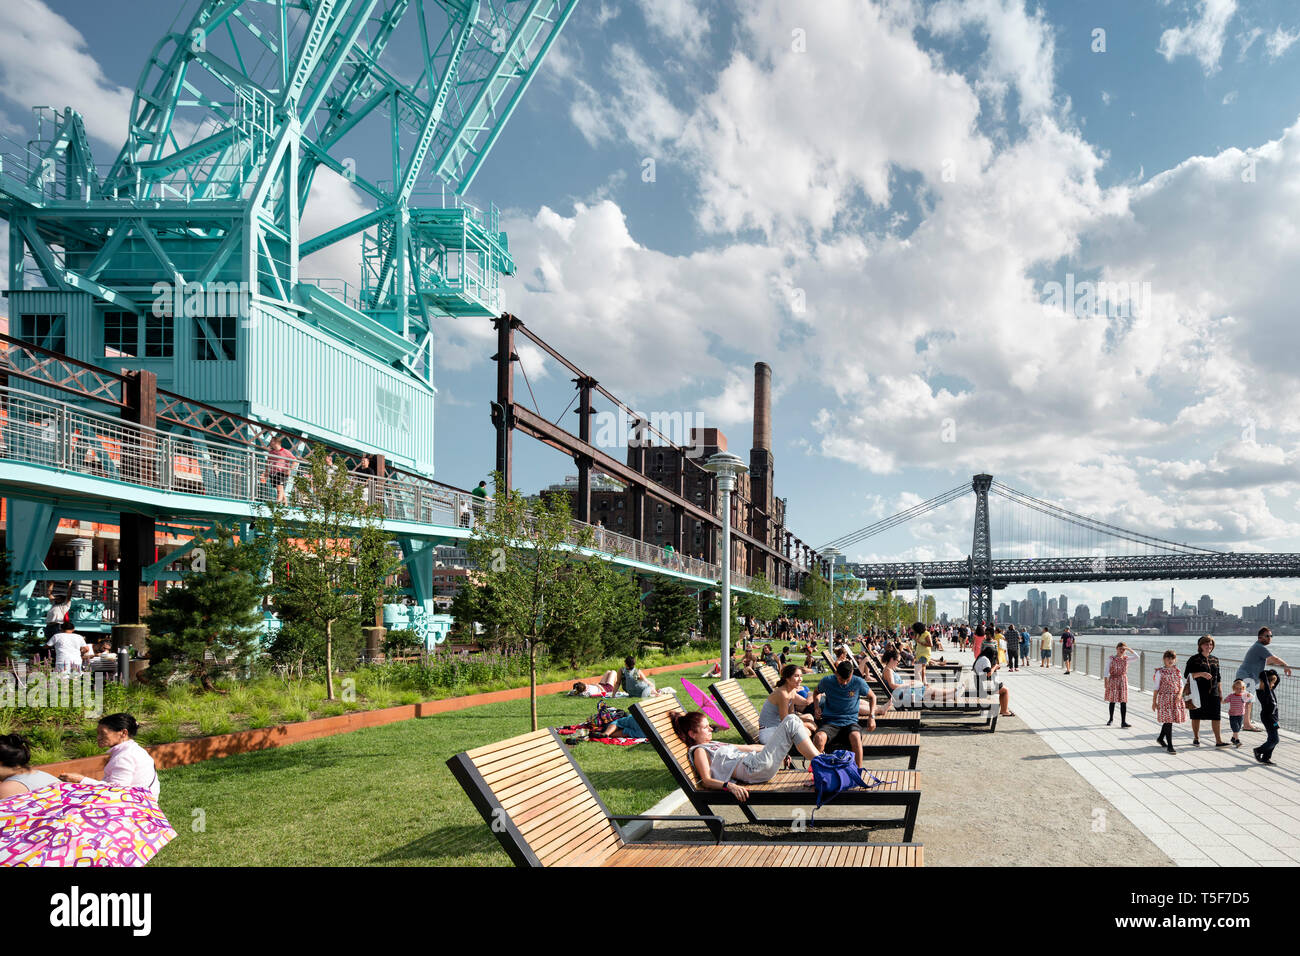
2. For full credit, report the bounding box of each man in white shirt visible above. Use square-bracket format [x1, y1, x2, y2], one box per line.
[44, 592, 72, 639]
[47, 621, 90, 673]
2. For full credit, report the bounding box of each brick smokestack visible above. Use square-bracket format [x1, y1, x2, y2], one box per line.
[753, 362, 772, 453]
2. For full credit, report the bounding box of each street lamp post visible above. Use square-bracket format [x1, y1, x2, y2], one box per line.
[704, 451, 748, 680]
[823, 547, 842, 643]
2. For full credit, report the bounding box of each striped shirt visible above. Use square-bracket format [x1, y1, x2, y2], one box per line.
[1224, 692, 1249, 717]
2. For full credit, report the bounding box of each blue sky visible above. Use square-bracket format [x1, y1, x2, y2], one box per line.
[4, 0, 1300, 619]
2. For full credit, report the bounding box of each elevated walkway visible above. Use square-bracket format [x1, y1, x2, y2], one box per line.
[0, 384, 799, 601]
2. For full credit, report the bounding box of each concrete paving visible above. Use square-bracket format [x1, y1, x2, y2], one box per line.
[1002, 655, 1300, 866]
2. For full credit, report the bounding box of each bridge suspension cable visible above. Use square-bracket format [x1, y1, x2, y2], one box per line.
[818, 483, 970, 553]
[988, 481, 1219, 555]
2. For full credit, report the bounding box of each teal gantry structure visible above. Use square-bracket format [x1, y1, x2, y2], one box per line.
[0, 0, 807, 640]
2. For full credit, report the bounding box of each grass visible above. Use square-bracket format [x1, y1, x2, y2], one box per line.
[19, 646, 715, 763]
[151, 669, 760, 867]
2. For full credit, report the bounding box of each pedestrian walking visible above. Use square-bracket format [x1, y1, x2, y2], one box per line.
[1104, 642, 1138, 727]
[1007, 625, 1021, 671]
[1039, 628, 1053, 668]
[1061, 629, 1076, 674]
[1020, 627, 1031, 664]
[1235, 627, 1292, 732]
[1253, 670, 1282, 765]
[1224, 679, 1250, 748]
[1153, 650, 1187, 754]
[1184, 635, 1226, 747]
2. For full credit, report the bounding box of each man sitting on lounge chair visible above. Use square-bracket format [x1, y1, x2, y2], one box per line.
[812, 660, 876, 768]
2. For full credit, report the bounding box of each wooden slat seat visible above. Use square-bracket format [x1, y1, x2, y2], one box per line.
[710, 678, 921, 769]
[447, 727, 923, 867]
[756, 663, 921, 732]
[630, 695, 922, 841]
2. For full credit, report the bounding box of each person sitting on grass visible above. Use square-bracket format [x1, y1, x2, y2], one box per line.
[615, 657, 665, 698]
[58, 713, 159, 798]
[670, 709, 819, 803]
[0, 734, 59, 799]
[760, 665, 818, 739]
[812, 660, 874, 769]
[570, 669, 620, 697]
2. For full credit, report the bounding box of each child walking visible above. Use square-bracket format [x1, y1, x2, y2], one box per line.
[1224, 679, 1251, 748]
[1152, 650, 1187, 754]
[1254, 670, 1281, 766]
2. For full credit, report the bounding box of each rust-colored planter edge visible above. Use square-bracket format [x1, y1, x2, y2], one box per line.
[35, 657, 718, 776]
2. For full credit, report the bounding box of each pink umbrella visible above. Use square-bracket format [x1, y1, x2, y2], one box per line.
[0, 783, 176, 867]
[680, 678, 729, 729]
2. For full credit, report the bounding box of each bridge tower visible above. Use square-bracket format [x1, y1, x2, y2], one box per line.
[969, 473, 994, 626]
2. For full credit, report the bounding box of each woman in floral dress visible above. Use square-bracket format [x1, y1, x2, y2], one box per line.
[1104, 642, 1139, 727]
[1153, 650, 1187, 754]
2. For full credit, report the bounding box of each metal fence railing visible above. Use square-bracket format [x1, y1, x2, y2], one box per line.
[1074, 640, 1298, 735]
[0, 386, 802, 602]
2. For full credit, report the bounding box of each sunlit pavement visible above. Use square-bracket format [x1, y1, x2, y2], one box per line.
[1002, 659, 1300, 866]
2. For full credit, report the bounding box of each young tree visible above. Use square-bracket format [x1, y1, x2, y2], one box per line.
[144, 528, 266, 690]
[262, 445, 401, 700]
[465, 475, 597, 730]
[737, 575, 782, 626]
[795, 567, 831, 626]
[702, 591, 744, 645]
[644, 577, 697, 651]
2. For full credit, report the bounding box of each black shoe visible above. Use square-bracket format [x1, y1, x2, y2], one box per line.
[1167, 746, 1177, 754]
[1121, 723, 1132, 728]
[1260, 757, 1275, 765]
[1192, 738, 1201, 746]
[1106, 719, 1113, 726]
[1214, 741, 1230, 747]
[1253, 748, 1263, 761]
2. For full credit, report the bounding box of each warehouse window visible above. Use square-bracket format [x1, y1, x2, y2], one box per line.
[18, 313, 66, 354]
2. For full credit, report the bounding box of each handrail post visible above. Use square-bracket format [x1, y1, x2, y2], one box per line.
[1139, 651, 1146, 692]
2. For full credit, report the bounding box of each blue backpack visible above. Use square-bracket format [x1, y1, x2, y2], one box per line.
[809, 750, 882, 823]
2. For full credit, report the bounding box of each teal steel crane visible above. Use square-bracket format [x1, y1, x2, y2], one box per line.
[2, 0, 577, 462]
[0, 0, 579, 632]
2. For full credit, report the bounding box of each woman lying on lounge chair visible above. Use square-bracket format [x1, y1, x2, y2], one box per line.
[670, 709, 819, 803]
[880, 649, 961, 708]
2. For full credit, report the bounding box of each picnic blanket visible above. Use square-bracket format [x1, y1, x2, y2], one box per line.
[556, 724, 645, 746]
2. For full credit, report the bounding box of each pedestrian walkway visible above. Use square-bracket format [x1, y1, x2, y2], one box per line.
[1004, 662, 1300, 866]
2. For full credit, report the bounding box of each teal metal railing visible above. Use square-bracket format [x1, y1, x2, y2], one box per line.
[0, 385, 802, 601]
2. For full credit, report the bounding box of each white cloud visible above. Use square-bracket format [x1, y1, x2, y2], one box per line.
[0, 0, 133, 149]
[1157, 0, 1238, 74]
[634, 0, 711, 60]
[927, 0, 1058, 122]
[1222, 90, 1238, 105]
[1264, 26, 1300, 59]
[1236, 26, 1263, 59]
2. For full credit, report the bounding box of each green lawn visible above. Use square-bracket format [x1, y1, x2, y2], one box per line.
[11, 647, 714, 765]
[152, 671, 766, 866]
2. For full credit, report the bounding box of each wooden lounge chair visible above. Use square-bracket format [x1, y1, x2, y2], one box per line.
[447, 727, 923, 867]
[631, 695, 922, 840]
[755, 663, 921, 732]
[860, 654, 1000, 732]
[858, 639, 962, 676]
[709, 678, 921, 769]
